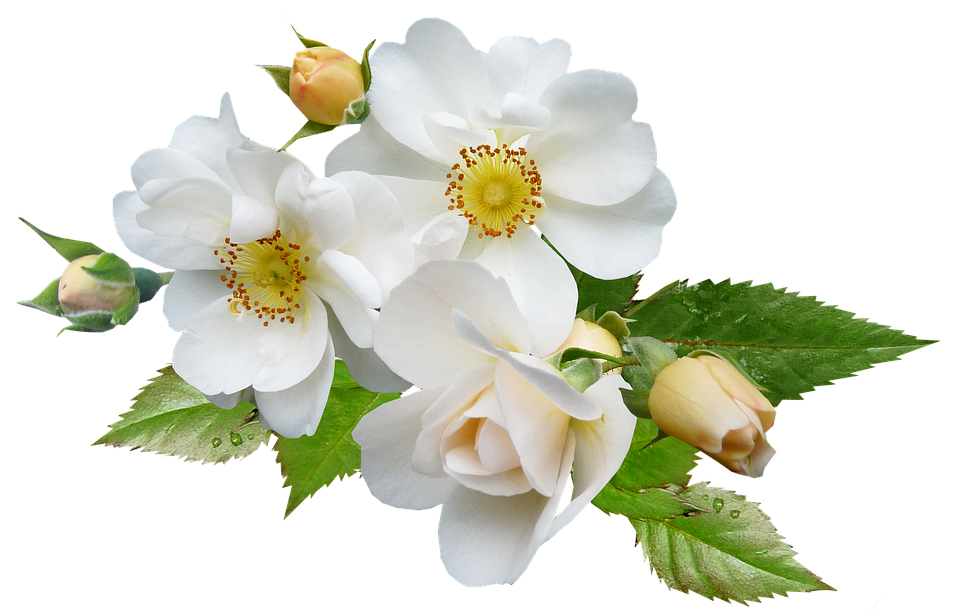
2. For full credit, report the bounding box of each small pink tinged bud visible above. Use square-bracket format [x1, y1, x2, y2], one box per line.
[58, 255, 135, 314]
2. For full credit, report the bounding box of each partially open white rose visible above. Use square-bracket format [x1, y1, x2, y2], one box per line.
[353, 260, 636, 586]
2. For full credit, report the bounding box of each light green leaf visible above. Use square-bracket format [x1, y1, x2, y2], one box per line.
[93, 366, 269, 464]
[361, 39, 375, 91]
[633, 483, 833, 603]
[19, 277, 63, 316]
[82, 252, 135, 285]
[274, 360, 400, 518]
[626, 279, 935, 406]
[292, 26, 326, 48]
[61, 310, 116, 333]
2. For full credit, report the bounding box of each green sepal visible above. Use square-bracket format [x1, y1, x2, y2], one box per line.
[343, 97, 370, 125]
[60, 310, 116, 333]
[280, 120, 337, 151]
[81, 252, 135, 285]
[111, 286, 141, 326]
[623, 336, 678, 380]
[361, 39, 375, 91]
[560, 358, 602, 393]
[596, 310, 631, 341]
[619, 385, 652, 419]
[19, 277, 63, 316]
[20, 218, 102, 261]
[292, 26, 326, 48]
[559, 347, 627, 366]
[258, 65, 292, 97]
[134, 268, 166, 303]
[575, 304, 596, 322]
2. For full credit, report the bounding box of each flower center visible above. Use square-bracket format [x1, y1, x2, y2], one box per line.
[215, 230, 309, 327]
[445, 144, 544, 239]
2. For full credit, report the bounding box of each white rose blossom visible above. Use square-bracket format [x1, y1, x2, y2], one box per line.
[353, 260, 636, 586]
[327, 18, 677, 352]
[114, 94, 414, 437]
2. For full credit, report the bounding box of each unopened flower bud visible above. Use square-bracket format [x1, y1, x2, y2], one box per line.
[58, 254, 136, 315]
[289, 47, 365, 125]
[648, 355, 776, 477]
[554, 318, 623, 358]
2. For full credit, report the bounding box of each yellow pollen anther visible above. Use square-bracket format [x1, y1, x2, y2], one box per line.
[218, 230, 309, 326]
[446, 144, 544, 239]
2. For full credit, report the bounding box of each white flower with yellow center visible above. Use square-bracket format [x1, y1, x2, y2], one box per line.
[353, 260, 636, 586]
[114, 95, 414, 437]
[327, 19, 677, 352]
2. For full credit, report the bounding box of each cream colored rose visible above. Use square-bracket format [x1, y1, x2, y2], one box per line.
[289, 47, 365, 125]
[649, 355, 776, 477]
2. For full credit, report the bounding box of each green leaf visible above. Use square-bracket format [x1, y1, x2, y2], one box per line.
[20, 218, 102, 261]
[627, 279, 935, 406]
[292, 26, 326, 48]
[274, 360, 400, 518]
[258, 65, 291, 96]
[133, 267, 165, 303]
[61, 310, 116, 333]
[633, 483, 833, 603]
[279, 120, 336, 151]
[573, 267, 641, 317]
[93, 366, 269, 464]
[592, 419, 702, 518]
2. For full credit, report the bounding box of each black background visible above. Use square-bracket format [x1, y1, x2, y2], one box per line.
[20, 9, 945, 613]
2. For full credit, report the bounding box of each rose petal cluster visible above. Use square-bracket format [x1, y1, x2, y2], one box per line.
[649, 355, 776, 477]
[114, 94, 413, 437]
[327, 18, 676, 353]
[353, 260, 636, 585]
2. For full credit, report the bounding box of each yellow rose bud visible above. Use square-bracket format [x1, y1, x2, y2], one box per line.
[58, 254, 136, 314]
[648, 355, 776, 477]
[553, 318, 623, 358]
[289, 47, 365, 125]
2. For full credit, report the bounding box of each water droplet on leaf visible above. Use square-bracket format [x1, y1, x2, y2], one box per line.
[730, 510, 741, 519]
[229, 432, 243, 446]
[712, 498, 724, 513]
[211, 437, 222, 448]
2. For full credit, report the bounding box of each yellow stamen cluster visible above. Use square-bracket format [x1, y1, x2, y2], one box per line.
[445, 144, 544, 239]
[215, 230, 309, 327]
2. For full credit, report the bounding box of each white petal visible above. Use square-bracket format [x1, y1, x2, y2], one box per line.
[373, 175, 451, 236]
[163, 270, 231, 332]
[413, 215, 470, 267]
[537, 168, 677, 278]
[113, 191, 220, 270]
[310, 250, 380, 348]
[255, 335, 336, 438]
[252, 292, 330, 392]
[326, 304, 410, 394]
[375, 260, 527, 388]
[297, 176, 356, 251]
[225, 148, 302, 208]
[172, 297, 268, 396]
[438, 435, 574, 586]
[330, 171, 416, 302]
[325, 116, 450, 181]
[136, 177, 232, 245]
[472, 226, 577, 357]
[131, 147, 228, 190]
[168, 93, 253, 193]
[413, 366, 496, 477]
[228, 194, 279, 244]
[499, 92, 551, 130]
[493, 360, 569, 496]
[424, 112, 496, 163]
[206, 388, 255, 410]
[354, 387, 456, 509]
[484, 36, 571, 105]
[529, 70, 656, 205]
[546, 374, 637, 540]
[368, 19, 489, 159]
[499, 353, 603, 421]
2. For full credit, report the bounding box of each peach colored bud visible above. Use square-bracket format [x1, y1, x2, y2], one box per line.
[648, 355, 776, 477]
[553, 318, 623, 358]
[58, 255, 135, 314]
[289, 47, 365, 125]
